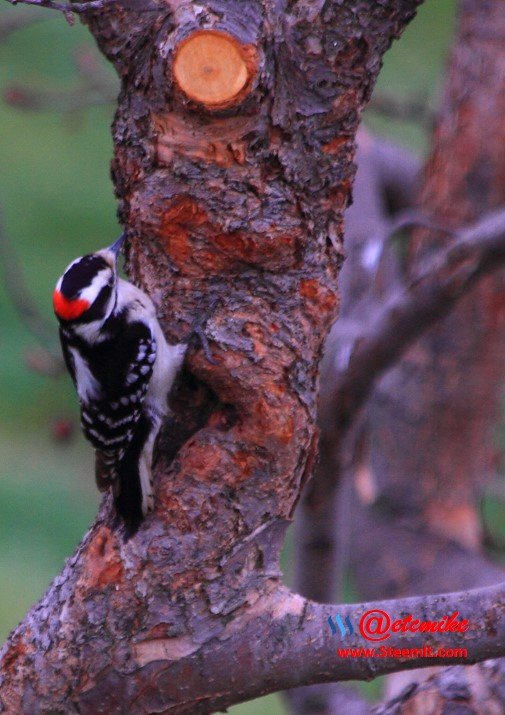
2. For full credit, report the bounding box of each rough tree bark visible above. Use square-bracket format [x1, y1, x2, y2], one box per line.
[0, 1, 441, 713]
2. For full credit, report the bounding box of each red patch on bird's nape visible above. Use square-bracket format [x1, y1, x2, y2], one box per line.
[53, 290, 90, 321]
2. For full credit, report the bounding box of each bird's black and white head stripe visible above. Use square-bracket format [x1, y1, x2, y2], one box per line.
[53, 249, 118, 324]
[60, 255, 110, 300]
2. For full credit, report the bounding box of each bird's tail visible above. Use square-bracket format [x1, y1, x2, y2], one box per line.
[95, 450, 119, 493]
[96, 414, 155, 538]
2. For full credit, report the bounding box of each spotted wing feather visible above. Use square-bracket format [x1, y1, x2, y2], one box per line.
[88, 328, 157, 492]
[60, 321, 157, 493]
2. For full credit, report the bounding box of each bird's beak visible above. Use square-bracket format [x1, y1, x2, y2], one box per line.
[109, 233, 126, 259]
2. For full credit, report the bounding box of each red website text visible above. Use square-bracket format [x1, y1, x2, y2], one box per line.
[338, 645, 468, 659]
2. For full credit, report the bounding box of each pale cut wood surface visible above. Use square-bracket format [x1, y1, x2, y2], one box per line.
[174, 31, 249, 106]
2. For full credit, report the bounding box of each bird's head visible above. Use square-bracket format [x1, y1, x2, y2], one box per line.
[53, 234, 125, 324]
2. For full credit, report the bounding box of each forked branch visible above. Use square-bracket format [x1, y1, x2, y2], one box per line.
[328, 206, 505, 438]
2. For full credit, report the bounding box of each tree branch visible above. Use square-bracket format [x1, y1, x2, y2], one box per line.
[3, 0, 155, 25]
[368, 90, 433, 125]
[3, 42, 119, 113]
[4, 79, 117, 112]
[0, 6, 46, 40]
[4, 0, 114, 24]
[373, 659, 505, 714]
[1, 576, 504, 711]
[278, 582, 505, 688]
[286, 682, 370, 715]
[329, 206, 505, 441]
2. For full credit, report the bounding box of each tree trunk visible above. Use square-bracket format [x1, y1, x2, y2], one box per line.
[289, 0, 505, 709]
[0, 1, 424, 712]
[367, 0, 505, 555]
[352, 0, 505, 705]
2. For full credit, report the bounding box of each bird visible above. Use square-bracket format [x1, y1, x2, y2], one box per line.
[53, 233, 187, 536]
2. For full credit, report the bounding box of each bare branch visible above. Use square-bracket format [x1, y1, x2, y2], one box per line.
[4, 80, 117, 112]
[3, 44, 118, 113]
[374, 660, 505, 715]
[3, 0, 156, 25]
[368, 90, 433, 125]
[329, 206, 505, 438]
[286, 682, 371, 715]
[369, 135, 421, 212]
[4, 0, 112, 25]
[284, 581, 505, 693]
[0, 6, 46, 40]
[371, 208, 456, 245]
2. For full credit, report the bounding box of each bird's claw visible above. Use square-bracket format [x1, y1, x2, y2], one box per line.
[189, 297, 220, 365]
[192, 324, 219, 365]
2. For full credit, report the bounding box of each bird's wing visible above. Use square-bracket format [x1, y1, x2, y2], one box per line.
[78, 321, 157, 493]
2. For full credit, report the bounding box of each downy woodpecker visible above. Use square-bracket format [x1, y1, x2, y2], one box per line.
[53, 234, 186, 535]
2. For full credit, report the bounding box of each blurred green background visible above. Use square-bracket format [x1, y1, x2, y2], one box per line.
[0, 1, 459, 712]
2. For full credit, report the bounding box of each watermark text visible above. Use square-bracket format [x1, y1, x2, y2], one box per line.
[337, 645, 468, 659]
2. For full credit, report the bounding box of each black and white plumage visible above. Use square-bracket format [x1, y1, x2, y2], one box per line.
[53, 234, 186, 535]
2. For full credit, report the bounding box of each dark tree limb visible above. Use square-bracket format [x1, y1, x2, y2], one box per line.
[374, 660, 505, 715]
[2, 0, 159, 28]
[286, 682, 371, 715]
[368, 90, 433, 126]
[329, 205, 505, 453]
[0, 5, 46, 39]
[351, 504, 505, 603]
[4, 79, 117, 112]
[367, 0, 505, 552]
[3, 0, 120, 24]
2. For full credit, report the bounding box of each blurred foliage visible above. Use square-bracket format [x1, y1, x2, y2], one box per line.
[367, 0, 456, 152]
[0, 1, 470, 713]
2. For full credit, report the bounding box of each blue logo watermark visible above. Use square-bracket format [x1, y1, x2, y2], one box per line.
[327, 615, 354, 637]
